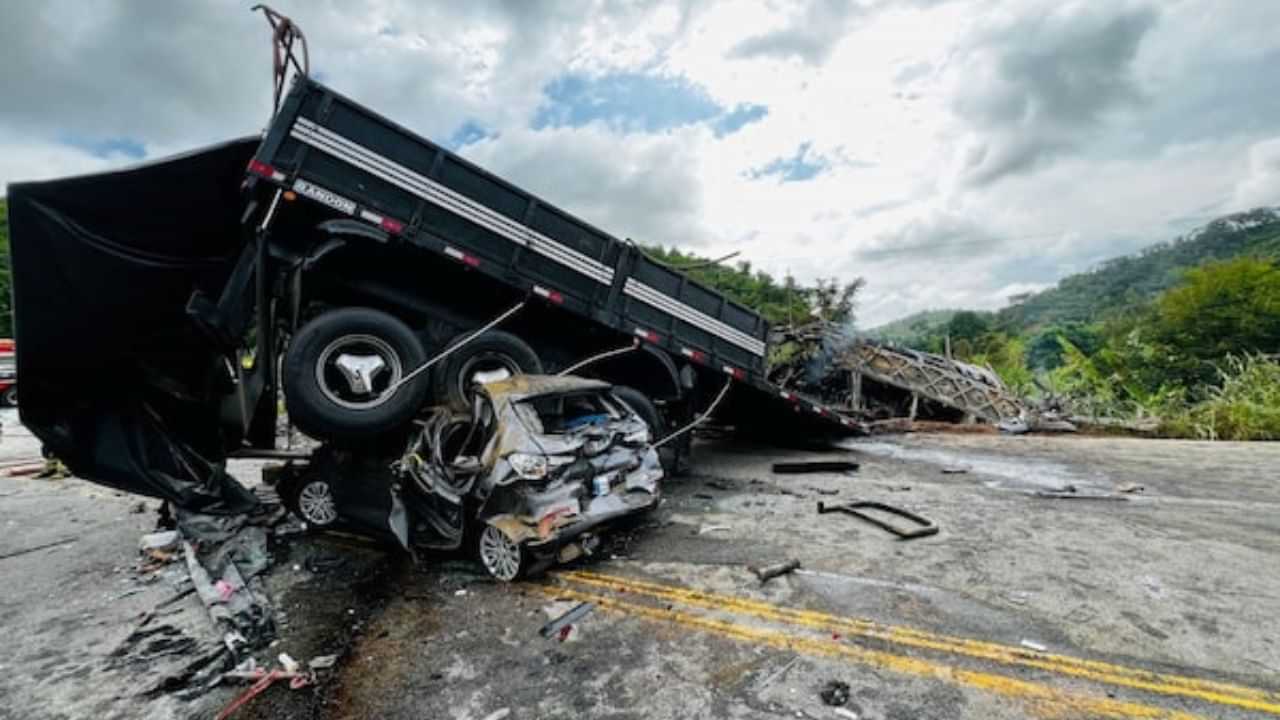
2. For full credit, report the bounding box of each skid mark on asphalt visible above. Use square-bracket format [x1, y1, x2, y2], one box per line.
[543, 570, 1280, 719]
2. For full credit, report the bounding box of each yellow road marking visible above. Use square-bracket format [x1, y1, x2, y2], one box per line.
[535, 584, 1210, 720]
[557, 570, 1280, 716]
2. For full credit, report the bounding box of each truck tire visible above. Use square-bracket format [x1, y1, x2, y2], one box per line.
[433, 330, 542, 411]
[283, 307, 429, 443]
[612, 385, 680, 475]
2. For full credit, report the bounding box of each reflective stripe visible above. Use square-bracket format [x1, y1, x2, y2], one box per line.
[287, 118, 767, 359]
[291, 119, 615, 285]
[624, 279, 766, 356]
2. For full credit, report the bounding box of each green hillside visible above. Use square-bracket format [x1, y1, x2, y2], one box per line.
[996, 207, 1280, 333]
[864, 308, 958, 346]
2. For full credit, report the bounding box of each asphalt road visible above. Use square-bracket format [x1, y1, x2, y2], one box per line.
[2, 412, 1278, 719]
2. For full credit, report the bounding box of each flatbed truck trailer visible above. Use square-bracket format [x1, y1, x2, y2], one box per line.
[7, 76, 858, 513]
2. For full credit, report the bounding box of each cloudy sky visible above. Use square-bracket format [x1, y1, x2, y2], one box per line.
[3, 1, 1279, 326]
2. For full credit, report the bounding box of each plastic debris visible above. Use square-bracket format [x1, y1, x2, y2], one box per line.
[278, 653, 299, 673]
[309, 654, 339, 670]
[820, 679, 851, 706]
[1020, 639, 1047, 652]
[833, 708, 860, 719]
[698, 524, 732, 535]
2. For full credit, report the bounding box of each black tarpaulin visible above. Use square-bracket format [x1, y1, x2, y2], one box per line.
[7, 138, 263, 513]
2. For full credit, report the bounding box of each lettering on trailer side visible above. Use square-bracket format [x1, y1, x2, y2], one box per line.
[293, 178, 357, 215]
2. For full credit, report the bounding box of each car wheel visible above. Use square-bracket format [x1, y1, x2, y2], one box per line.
[477, 523, 526, 581]
[434, 330, 542, 411]
[1, 386, 15, 407]
[295, 479, 340, 527]
[283, 307, 428, 443]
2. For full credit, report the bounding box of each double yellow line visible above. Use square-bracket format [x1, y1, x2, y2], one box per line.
[546, 570, 1280, 719]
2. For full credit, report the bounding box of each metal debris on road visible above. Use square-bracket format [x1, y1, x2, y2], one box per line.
[820, 679, 851, 706]
[817, 501, 939, 540]
[1032, 491, 1128, 501]
[772, 461, 860, 474]
[749, 559, 802, 584]
[539, 601, 594, 639]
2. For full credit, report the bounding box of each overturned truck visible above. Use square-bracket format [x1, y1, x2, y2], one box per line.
[7, 71, 858, 573]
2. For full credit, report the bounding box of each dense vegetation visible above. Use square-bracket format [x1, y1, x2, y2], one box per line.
[641, 245, 864, 326]
[867, 209, 1280, 440]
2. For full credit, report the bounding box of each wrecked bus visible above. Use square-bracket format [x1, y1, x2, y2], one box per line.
[6, 73, 857, 528]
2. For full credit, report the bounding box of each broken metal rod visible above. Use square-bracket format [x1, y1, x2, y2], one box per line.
[539, 602, 594, 638]
[817, 501, 938, 540]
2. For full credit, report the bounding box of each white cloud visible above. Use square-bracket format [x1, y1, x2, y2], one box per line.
[3, 0, 1279, 329]
[1232, 137, 1280, 210]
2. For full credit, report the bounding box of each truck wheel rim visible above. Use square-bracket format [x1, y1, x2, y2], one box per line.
[457, 352, 519, 401]
[298, 480, 338, 525]
[315, 334, 403, 410]
[478, 524, 521, 581]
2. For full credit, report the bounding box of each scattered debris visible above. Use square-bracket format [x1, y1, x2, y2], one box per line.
[698, 524, 733, 535]
[1020, 639, 1048, 652]
[277, 653, 300, 673]
[304, 550, 346, 574]
[140, 530, 180, 554]
[772, 461, 860, 474]
[941, 467, 969, 475]
[820, 679, 851, 706]
[1032, 491, 1127, 501]
[808, 487, 841, 496]
[817, 501, 939, 540]
[539, 601, 594, 639]
[216, 665, 314, 720]
[1117, 482, 1145, 494]
[749, 559, 802, 584]
[833, 708, 861, 720]
[308, 654, 339, 670]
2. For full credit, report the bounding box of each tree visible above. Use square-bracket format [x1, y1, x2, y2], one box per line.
[1148, 257, 1280, 388]
[946, 311, 991, 346]
[808, 276, 866, 325]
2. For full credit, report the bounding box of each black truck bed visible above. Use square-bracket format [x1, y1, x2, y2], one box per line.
[250, 77, 859, 435]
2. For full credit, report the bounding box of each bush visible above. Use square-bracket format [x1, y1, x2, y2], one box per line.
[1159, 355, 1280, 440]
